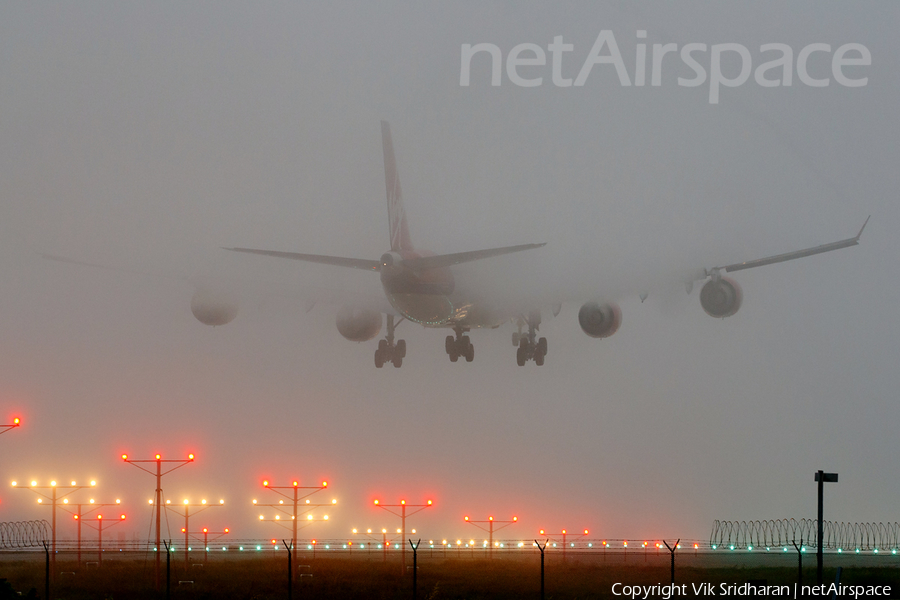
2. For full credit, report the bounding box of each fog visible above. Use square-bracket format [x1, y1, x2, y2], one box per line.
[0, 3, 898, 544]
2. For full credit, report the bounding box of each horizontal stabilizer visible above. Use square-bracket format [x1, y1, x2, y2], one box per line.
[224, 247, 381, 271]
[402, 243, 546, 271]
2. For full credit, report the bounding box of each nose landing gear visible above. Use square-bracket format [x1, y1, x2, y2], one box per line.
[445, 326, 474, 363]
[514, 312, 547, 366]
[375, 314, 406, 368]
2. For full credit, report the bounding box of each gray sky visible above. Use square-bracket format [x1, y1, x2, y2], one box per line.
[1, 2, 898, 545]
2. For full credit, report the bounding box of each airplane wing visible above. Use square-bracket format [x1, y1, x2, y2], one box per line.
[224, 243, 546, 272]
[223, 248, 381, 271]
[701, 217, 869, 278]
[402, 243, 546, 271]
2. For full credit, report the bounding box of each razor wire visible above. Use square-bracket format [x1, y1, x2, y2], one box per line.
[0, 520, 50, 549]
[710, 519, 900, 551]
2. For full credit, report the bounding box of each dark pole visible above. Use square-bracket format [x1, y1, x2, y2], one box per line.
[410, 539, 420, 600]
[42, 540, 50, 600]
[663, 539, 680, 584]
[284, 539, 292, 600]
[156, 458, 162, 591]
[792, 539, 803, 588]
[535, 540, 546, 600]
[164, 540, 171, 600]
[815, 471, 838, 586]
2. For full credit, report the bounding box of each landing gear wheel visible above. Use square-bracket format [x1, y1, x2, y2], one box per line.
[375, 314, 405, 368]
[516, 346, 526, 366]
[538, 337, 547, 356]
[534, 350, 545, 366]
[465, 342, 474, 362]
[449, 348, 459, 362]
[445, 335, 455, 354]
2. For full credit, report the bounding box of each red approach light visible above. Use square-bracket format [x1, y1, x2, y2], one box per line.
[202, 528, 208, 533]
[293, 481, 298, 487]
[513, 517, 518, 522]
[427, 500, 432, 505]
[562, 530, 567, 534]
[584, 530, 589, 535]
[155, 454, 161, 460]
[373, 500, 379, 505]
[539, 530, 545, 535]
[401, 500, 405, 505]
[73, 516, 78, 520]
[121, 454, 128, 461]
[97, 515, 102, 520]
[188, 454, 194, 460]
[322, 481, 327, 487]
[312, 540, 316, 545]
[13, 418, 20, 425]
[182, 528, 186, 532]
[489, 516, 493, 521]
[224, 528, 229, 533]
[120, 515, 125, 520]
[271, 539, 277, 544]
[464, 516, 469, 521]
[263, 480, 269, 487]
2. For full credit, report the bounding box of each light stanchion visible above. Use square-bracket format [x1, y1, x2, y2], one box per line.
[253, 480, 334, 552]
[464, 515, 517, 558]
[64, 498, 121, 565]
[540, 528, 589, 563]
[165, 498, 225, 570]
[1, 417, 21, 436]
[82, 513, 126, 566]
[181, 527, 230, 564]
[373, 498, 433, 575]
[121, 452, 195, 591]
[10, 479, 97, 574]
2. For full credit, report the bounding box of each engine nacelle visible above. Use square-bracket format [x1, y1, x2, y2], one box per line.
[700, 276, 743, 318]
[191, 291, 239, 326]
[335, 307, 382, 342]
[578, 302, 622, 339]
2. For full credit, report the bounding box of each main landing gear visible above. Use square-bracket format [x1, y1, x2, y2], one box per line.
[375, 314, 406, 368]
[513, 312, 547, 366]
[445, 326, 474, 363]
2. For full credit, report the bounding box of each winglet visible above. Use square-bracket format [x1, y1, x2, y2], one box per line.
[856, 215, 870, 241]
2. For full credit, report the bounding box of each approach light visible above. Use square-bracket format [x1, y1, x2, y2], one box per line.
[401, 500, 405, 505]
[50, 481, 56, 487]
[263, 480, 269, 487]
[10, 482, 16, 487]
[293, 481, 298, 487]
[332, 499, 337, 504]
[224, 528, 229, 533]
[30, 481, 36, 487]
[427, 500, 432, 505]
[63, 499, 69, 505]
[184, 499, 189, 505]
[71, 481, 76, 486]
[322, 481, 327, 487]
[489, 516, 493, 521]
[374, 500, 379, 505]
[148, 500, 153, 505]
[584, 529, 589, 535]
[90, 480, 96, 486]
[13, 418, 19, 425]
[465, 516, 469, 521]
[513, 517, 518, 522]
[353, 529, 358, 534]
[188, 454, 194, 460]
[155, 454, 161, 460]
[201, 499, 207, 505]
[252, 500, 257, 505]
[122, 454, 128, 461]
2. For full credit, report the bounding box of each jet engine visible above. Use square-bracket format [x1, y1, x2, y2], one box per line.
[699, 276, 742, 318]
[190, 290, 239, 326]
[578, 302, 622, 339]
[336, 307, 382, 342]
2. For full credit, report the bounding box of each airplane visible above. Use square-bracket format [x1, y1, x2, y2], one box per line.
[220, 121, 868, 368]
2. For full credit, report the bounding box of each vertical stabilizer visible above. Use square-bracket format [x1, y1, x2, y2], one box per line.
[382, 121, 413, 252]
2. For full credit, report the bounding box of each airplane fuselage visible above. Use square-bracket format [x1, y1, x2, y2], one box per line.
[379, 249, 503, 329]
